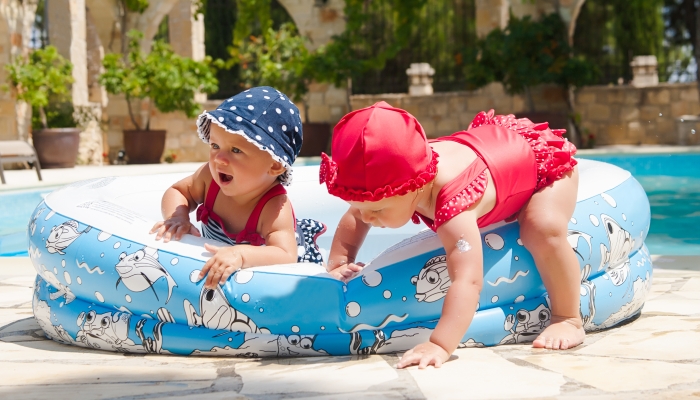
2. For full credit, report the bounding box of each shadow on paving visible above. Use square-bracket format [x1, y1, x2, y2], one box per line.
[652, 255, 700, 271]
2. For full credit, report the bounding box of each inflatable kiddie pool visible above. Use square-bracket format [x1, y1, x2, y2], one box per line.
[30, 159, 652, 357]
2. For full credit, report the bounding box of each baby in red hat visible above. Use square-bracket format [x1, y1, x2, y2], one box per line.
[320, 102, 581, 369]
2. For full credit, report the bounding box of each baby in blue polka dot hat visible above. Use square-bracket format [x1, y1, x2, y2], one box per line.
[151, 86, 326, 289]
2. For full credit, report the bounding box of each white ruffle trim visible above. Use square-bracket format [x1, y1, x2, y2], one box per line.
[197, 112, 293, 186]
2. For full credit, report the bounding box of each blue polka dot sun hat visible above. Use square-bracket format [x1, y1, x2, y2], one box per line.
[196, 86, 303, 185]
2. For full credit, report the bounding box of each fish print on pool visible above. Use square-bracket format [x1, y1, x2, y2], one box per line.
[29, 168, 653, 356]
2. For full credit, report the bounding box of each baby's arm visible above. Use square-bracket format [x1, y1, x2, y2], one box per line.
[150, 164, 208, 242]
[396, 210, 483, 369]
[199, 194, 298, 289]
[327, 207, 371, 280]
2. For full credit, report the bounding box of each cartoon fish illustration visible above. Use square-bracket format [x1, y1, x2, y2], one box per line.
[135, 308, 174, 354]
[411, 255, 451, 302]
[350, 330, 387, 355]
[599, 214, 634, 286]
[596, 272, 650, 329]
[29, 205, 46, 236]
[115, 247, 177, 303]
[184, 274, 268, 334]
[579, 264, 597, 330]
[190, 333, 328, 357]
[39, 265, 76, 304]
[45, 220, 91, 255]
[567, 230, 593, 261]
[350, 327, 466, 355]
[499, 303, 551, 344]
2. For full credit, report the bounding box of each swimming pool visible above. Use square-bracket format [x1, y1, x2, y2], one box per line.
[1, 152, 698, 256]
[0, 187, 57, 256]
[577, 152, 700, 255]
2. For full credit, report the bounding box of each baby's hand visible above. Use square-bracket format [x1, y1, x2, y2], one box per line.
[396, 341, 450, 369]
[327, 262, 364, 282]
[200, 243, 243, 289]
[150, 216, 201, 242]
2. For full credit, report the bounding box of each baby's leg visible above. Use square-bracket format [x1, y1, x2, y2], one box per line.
[518, 167, 585, 350]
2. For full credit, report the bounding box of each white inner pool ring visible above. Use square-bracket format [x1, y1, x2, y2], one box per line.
[30, 159, 653, 356]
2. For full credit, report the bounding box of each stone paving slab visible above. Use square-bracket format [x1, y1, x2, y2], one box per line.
[1, 255, 700, 399]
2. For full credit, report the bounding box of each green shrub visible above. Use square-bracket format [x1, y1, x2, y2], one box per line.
[100, 30, 221, 130]
[465, 13, 599, 111]
[3, 45, 74, 129]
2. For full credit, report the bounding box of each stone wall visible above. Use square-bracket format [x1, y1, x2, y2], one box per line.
[106, 81, 699, 164]
[104, 96, 216, 163]
[575, 83, 700, 146]
[350, 83, 569, 138]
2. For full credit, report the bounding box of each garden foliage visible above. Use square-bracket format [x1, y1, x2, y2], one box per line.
[3, 45, 74, 129]
[465, 13, 598, 111]
[100, 30, 221, 130]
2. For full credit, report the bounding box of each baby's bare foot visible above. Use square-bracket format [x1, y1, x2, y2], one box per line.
[533, 315, 585, 350]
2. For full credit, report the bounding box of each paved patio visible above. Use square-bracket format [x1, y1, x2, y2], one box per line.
[1, 161, 700, 399]
[1, 255, 699, 399]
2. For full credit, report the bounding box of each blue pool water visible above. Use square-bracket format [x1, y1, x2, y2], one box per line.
[1, 152, 698, 256]
[0, 187, 56, 256]
[577, 152, 700, 255]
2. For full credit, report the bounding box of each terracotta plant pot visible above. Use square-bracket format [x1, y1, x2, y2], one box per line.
[299, 123, 331, 157]
[122, 129, 166, 164]
[31, 128, 81, 168]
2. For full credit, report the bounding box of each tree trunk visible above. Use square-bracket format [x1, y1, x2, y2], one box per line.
[38, 105, 48, 130]
[524, 86, 536, 113]
[126, 95, 143, 131]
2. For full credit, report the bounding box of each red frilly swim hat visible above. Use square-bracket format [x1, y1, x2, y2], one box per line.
[319, 101, 438, 202]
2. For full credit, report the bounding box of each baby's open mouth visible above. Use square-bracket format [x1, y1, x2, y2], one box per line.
[219, 173, 233, 183]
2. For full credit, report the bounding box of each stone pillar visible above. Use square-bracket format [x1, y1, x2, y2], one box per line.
[84, 0, 118, 54]
[167, 0, 206, 104]
[168, 0, 205, 61]
[476, 0, 586, 44]
[48, 0, 89, 106]
[406, 63, 435, 96]
[278, 0, 346, 51]
[630, 56, 659, 88]
[134, 0, 179, 53]
[0, 15, 15, 141]
[277, 0, 348, 125]
[0, 0, 39, 141]
[475, 0, 508, 38]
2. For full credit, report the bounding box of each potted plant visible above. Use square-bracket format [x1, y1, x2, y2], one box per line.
[3, 45, 81, 168]
[99, 30, 220, 164]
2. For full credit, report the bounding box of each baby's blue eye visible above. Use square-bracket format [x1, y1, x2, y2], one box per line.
[210, 143, 219, 150]
[232, 147, 241, 154]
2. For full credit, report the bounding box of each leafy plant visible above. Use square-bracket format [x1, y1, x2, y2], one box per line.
[31, 101, 75, 130]
[229, 22, 311, 117]
[465, 13, 599, 112]
[99, 30, 221, 130]
[228, 0, 430, 102]
[307, 0, 430, 87]
[3, 45, 74, 129]
[163, 150, 178, 163]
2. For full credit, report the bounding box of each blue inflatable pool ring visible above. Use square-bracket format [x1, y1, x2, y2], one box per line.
[30, 159, 653, 356]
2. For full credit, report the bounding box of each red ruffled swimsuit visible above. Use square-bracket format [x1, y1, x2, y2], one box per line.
[413, 110, 578, 231]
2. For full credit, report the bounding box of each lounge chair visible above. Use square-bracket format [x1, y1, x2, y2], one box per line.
[0, 140, 43, 184]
